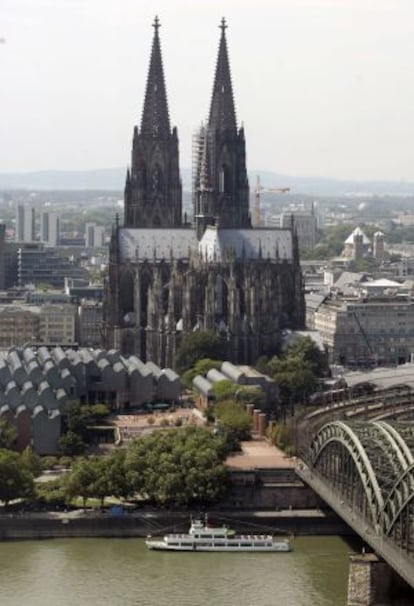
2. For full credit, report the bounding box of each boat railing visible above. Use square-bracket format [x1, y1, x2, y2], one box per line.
[166, 531, 278, 542]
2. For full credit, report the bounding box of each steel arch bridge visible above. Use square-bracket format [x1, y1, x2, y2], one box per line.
[297, 419, 414, 588]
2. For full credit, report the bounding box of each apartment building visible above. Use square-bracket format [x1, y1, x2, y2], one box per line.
[40, 211, 60, 247]
[315, 294, 414, 367]
[39, 304, 76, 344]
[0, 305, 40, 348]
[0, 304, 76, 348]
[77, 300, 103, 347]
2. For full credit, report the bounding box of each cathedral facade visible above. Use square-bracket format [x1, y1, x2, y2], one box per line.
[103, 18, 305, 369]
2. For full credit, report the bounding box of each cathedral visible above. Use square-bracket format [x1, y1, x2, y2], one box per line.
[103, 17, 305, 369]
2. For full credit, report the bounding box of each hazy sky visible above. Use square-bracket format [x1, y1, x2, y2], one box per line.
[2, 0, 414, 180]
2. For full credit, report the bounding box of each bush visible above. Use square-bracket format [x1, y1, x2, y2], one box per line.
[284, 444, 296, 457]
[0, 418, 18, 450]
[21, 447, 42, 477]
[216, 401, 252, 439]
[268, 422, 294, 452]
[235, 386, 265, 407]
[35, 478, 67, 508]
[59, 431, 86, 457]
[160, 418, 170, 427]
[213, 380, 238, 402]
[41, 456, 59, 470]
[59, 456, 73, 469]
[89, 403, 111, 420]
[215, 401, 252, 453]
[147, 416, 155, 425]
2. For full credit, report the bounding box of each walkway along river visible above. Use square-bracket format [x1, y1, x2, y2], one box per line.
[0, 508, 352, 540]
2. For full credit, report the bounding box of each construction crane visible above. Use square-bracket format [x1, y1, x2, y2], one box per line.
[253, 175, 290, 227]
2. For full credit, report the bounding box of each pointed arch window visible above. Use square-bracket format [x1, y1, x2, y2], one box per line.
[152, 164, 163, 193]
[214, 274, 228, 319]
[119, 271, 134, 322]
[140, 271, 152, 328]
[220, 164, 232, 194]
[137, 164, 147, 189]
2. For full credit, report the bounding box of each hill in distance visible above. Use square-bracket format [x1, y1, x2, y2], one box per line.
[0, 167, 414, 196]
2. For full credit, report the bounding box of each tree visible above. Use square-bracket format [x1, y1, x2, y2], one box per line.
[0, 419, 17, 450]
[87, 458, 112, 507]
[105, 450, 134, 501]
[62, 451, 134, 508]
[41, 456, 59, 471]
[235, 386, 266, 408]
[59, 402, 111, 455]
[0, 449, 34, 506]
[81, 453, 134, 507]
[260, 336, 329, 413]
[284, 336, 329, 376]
[350, 258, 375, 273]
[267, 354, 317, 406]
[64, 458, 96, 507]
[213, 379, 238, 402]
[215, 401, 252, 447]
[62, 404, 91, 438]
[20, 447, 42, 477]
[89, 404, 111, 421]
[387, 225, 414, 244]
[175, 331, 223, 373]
[35, 478, 67, 508]
[181, 358, 222, 389]
[59, 431, 86, 456]
[125, 427, 229, 506]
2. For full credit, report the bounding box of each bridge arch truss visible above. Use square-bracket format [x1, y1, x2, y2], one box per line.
[309, 420, 414, 552]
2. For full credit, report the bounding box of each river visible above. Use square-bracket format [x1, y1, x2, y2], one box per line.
[0, 536, 353, 605]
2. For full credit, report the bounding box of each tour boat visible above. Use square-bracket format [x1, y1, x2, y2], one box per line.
[145, 516, 292, 552]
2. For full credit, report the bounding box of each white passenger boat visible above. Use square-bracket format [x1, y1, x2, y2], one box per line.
[145, 516, 292, 552]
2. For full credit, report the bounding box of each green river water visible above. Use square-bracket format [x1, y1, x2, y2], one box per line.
[0, 536, 353, 606]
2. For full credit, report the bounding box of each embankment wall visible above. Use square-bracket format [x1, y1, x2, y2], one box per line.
[0, 510, 351, 541]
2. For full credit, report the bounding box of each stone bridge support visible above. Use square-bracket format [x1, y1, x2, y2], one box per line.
[347, 553, 414, 606]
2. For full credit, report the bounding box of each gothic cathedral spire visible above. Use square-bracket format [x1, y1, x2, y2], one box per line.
[208, 17, 237, 134]
[140, 16, 170, 138]
[194, 18, 250, 238]
[124, 16, 182, 228]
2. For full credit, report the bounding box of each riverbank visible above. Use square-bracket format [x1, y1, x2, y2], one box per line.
[0, 508, 353, 540]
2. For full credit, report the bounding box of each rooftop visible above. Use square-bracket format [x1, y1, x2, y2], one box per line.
[343, 363, 414, 391]
[344, 227, 370, 245]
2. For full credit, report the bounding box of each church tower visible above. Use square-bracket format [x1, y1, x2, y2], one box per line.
[194, 18, 250, 238]
[124, 17, 182, 228]
[104, 18, 304, 370]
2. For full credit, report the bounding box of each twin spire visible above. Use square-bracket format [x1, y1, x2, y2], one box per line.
[141, 16, 237, 138]
[209, 17, 237, 133]
[131, 17, 247, 233]
[140, 16, 171, 137]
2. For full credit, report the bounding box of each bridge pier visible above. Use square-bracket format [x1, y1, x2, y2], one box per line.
[347, 553, 414, 606]
[347, 553, 391, 605]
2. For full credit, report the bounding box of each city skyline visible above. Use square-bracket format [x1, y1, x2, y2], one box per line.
[2, 0, 414, 181]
